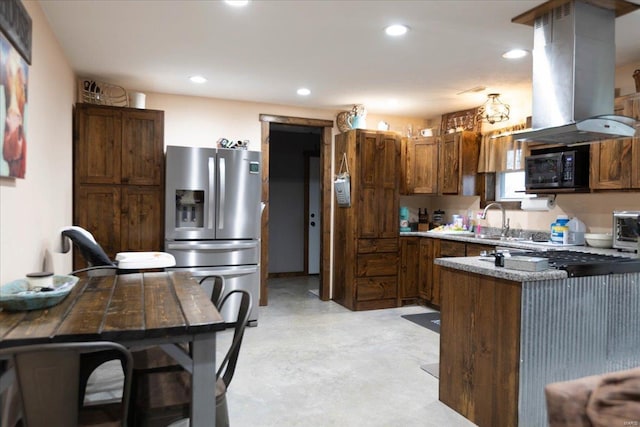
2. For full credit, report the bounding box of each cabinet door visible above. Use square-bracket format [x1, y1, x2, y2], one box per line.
[74, 186, 121, 266]
[75, 105, 122, 185]
[121, 187, 164, 252]
[404, 137, 438, 194]
[418, 238, 433, 301]
[439, 133, 460, 194]
[399, 237, 419, 300]
[626, 96, 640, 189]
[590, 139, 632, 190]
[121, 110, 164, 186]
[358, 132, 400, 238]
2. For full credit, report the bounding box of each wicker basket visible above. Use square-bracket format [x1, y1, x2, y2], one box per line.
[78, 79, 128, 107]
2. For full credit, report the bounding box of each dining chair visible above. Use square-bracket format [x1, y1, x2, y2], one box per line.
[0, 341, 133, 427]
[130, 289, 252, 427]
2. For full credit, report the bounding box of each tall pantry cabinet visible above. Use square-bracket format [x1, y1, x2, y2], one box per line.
[333, 129, 401, 311]
[73, 103, 165, 269]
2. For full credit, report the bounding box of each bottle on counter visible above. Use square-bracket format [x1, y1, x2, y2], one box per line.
[418, 209, 430, 231]
[551, 215, 570, 244]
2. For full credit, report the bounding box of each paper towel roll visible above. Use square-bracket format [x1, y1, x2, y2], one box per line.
[520, 197, 555, 211]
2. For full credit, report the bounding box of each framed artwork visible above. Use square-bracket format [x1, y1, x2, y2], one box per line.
[0, 0, 31, 179]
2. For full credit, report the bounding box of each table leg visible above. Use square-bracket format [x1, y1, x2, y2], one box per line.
[190, 335, 216, 426]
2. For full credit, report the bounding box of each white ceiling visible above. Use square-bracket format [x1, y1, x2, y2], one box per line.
[40, 0, 640, 118]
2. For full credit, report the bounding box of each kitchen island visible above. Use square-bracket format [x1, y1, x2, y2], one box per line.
[434, 254, 640, 427]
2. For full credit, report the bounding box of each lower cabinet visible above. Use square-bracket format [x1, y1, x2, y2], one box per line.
[398, 237, 420, 304]
[399, 237, 496, 308]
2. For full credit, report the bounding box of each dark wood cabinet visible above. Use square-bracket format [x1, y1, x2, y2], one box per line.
[73, 103, 165, 269]
[590, 93, 640, 190]
[418, 238, 434, 301]
[398, 237, 419, 303]
[333, 130, 401, 310]
[439, 131, 481, 195]
[401, 136, 439, 194]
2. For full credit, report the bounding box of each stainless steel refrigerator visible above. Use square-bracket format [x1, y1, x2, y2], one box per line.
[164, 145, 261, 325]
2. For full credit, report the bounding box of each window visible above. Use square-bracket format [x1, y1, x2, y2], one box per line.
[497, 170, 529, 200]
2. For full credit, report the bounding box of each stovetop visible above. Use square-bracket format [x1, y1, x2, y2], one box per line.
[522, 250, 640, 277]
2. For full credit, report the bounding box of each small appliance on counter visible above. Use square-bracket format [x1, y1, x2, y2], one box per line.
[399, 207, 411, 232]
[431, 210, 445, 228]
[418, 208, 429, 231]
[613, 211, 640, 252]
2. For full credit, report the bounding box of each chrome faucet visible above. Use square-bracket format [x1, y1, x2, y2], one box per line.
[481, 202, 510, 238]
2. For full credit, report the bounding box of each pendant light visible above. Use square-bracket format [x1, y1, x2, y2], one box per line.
[478, 93, 510, 124]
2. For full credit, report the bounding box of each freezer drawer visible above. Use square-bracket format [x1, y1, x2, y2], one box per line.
[166, 240, 259, 267]
[168, 265, 260, 325]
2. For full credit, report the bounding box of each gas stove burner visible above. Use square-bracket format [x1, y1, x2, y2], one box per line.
[522, 250, 640, 277]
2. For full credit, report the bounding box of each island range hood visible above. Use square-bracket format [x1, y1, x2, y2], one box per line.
[512, 0, 639, 144]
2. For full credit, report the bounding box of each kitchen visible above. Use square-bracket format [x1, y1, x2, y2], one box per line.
[1, 1, 640, 426]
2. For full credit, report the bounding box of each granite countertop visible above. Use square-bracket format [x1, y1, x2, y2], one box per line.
[400, 231, 634, 257]
[404, 230, 638, 281]
[433, 256, 568, 281]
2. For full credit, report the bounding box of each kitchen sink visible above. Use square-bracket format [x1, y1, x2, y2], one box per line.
[475, 235, 527, 242]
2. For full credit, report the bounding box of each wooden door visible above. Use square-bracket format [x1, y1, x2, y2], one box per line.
[398, 237, 419, 301]
[412, 137, 439, 194]
[74, 186, 121, 265]
[121, 187, 164, 253]
[439, 133, 460, 194]
[121, 110, 164, 186]
[418, 238, 433, 301]
[590, 139, 632, 190]
[75, 105, 122, 185]
[358, 131, 379, 238]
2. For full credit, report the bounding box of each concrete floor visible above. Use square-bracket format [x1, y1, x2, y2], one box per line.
[87, 275, 476, 426]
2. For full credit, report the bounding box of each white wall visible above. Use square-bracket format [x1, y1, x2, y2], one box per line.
[0, 1, 75, 284]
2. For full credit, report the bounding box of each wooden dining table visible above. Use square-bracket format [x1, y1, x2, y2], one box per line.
[0, 271, 225, 426]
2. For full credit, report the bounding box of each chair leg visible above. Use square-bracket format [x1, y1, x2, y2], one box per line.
[216, 394, 229, 427]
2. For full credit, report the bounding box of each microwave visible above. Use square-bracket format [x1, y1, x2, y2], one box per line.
[525, 148, 589, 191]
[613, 211, 640, 252]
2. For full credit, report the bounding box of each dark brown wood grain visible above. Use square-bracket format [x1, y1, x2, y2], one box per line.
[402, 136, 439, 195]
[418, 238, 434, 301]
[439, 267, 521, 427]
[439, 131, 480, 196]
[333, 130, 401, 311]
[398, 237, 419, 302]
[0, 272, 224, 349]
[73, 104, 165, 270]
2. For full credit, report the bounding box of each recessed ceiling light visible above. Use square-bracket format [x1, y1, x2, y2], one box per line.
[297, 88, 311, 96]
[225, 0, 249, 7]
[502, 49, 528, 59]
[190, 75, 207, 84]
[385, 24, 409, 37]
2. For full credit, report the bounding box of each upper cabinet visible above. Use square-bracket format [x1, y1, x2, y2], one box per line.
[590, 93, 640, 191]
[438, 130, 481, 195]
[401, 136, 439, 195]
[75, 104, 164, 186]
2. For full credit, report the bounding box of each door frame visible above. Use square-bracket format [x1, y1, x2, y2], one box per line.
[259, 114, 333, 305]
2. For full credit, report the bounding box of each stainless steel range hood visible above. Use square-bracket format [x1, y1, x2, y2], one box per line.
[512, 0, 639, 144]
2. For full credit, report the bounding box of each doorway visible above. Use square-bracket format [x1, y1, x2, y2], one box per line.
[259, 114, 334, 306]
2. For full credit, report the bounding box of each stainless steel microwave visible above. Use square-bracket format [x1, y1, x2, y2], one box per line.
[525, 148, 589, 191]
[613, 211, 640, 252]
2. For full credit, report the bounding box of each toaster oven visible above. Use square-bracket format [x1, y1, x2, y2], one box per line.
[613, 211, 640, 252]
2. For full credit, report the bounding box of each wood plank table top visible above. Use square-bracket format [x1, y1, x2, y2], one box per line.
[0, 271, 225, 348]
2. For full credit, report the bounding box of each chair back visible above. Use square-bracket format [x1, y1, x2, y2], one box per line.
[198, 275, 226, 308]
[217, 290, 252, 388]
[0, 341, 133, 427]
[61, 226, 115, 269]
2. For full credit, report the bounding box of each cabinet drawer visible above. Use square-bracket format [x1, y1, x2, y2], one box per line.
[357, 253, 398, 277]
[439, 240, 466, 257]
[358, 238, 398, 254]
[356, 277, 398, 301]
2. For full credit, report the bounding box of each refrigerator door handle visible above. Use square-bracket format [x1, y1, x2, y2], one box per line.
[218, 156, 225, 230]
[167, 241, 258, 251]
[208, 157, 215, 229]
